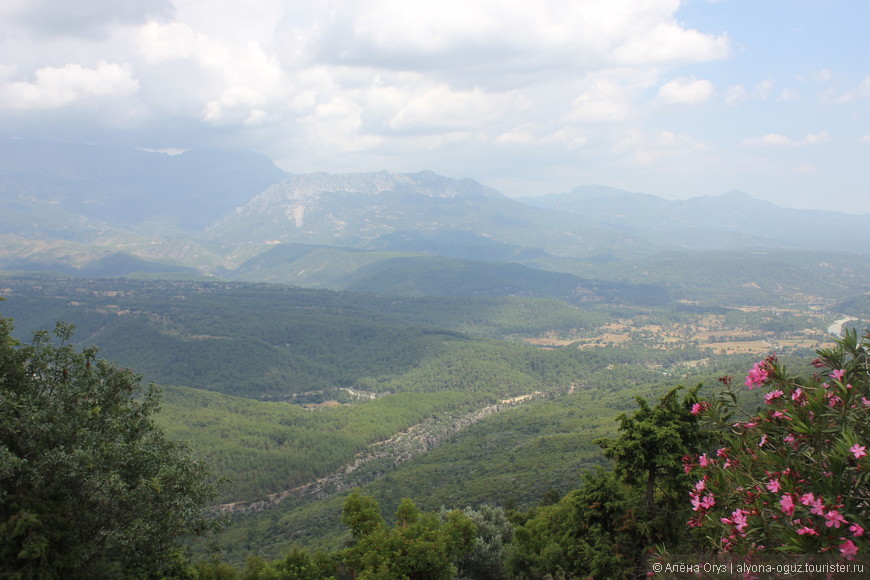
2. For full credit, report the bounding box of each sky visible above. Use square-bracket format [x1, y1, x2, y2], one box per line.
[1, 0, 869, 213]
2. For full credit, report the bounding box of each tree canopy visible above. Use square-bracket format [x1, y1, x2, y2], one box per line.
[0, 317, 219, 578]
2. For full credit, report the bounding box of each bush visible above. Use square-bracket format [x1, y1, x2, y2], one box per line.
[688, 330, 869, 558]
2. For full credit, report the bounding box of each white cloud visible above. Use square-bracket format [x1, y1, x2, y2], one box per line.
[138, 146, 188, 155]
[829, 76, 870, 104]
[801, 131, 830, 145]
[796, 69, 833, 82]
[136, 21, 200, 64]
[743, 131, 831, 147]
[381, 83, 518, 135]
[198, 47, 286, 125]
[494, 124, 542, 145]
[133, 17, 289, 126]
[724, 84, 749, 106]
[657, 77, 714, 105]
[633, 130, 711, 165]
[0, 64, 17, 82]
[563, 80, 632, 123]
[0, 0, 733, 149]
[8, 0, 174, 39]
[758, 134, 793, 146]
[12, 0, 870, 214]
[755, 79, 774, 100]
[0, 61, 138, 109]
[285, 0, 729, 83]
[613, 22, 730, 66]
[724, 80, 774, 105]
[778, 88, 800, 101]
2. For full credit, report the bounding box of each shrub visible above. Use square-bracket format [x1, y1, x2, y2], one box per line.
[688, 330, 869, 559]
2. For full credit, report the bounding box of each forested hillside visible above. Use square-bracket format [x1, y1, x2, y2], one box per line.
[2, 270, 868, 576]
[0, 276, 610, 398]
[189, 334, 869, 578]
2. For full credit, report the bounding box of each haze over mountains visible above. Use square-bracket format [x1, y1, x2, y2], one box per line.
[1, 139, 868, 287]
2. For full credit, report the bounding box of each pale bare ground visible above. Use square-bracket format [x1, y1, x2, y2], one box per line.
[524, 336, 576, 347]
[522, 307, 836, 357]
[215, 392, 548, 515]
[693, 329, 759, 342]
[699, 341, 778, 355]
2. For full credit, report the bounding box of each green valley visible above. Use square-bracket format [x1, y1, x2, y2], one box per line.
[3, 269, 864, 571]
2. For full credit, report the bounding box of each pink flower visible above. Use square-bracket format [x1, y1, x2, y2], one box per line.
[809, 498, 826, 516]
[732, 509, 749, 534]
[765, 390, 784, 404]
[745, 360, 770, 389]
[780, 494, 795, 516]
[850, 523, 865, 537]
[791, 388, 807, 406]
[691, 492, 715, 511]
[682, 455, 694, 474]
[758, 434, 768, 447]
[722, 509, 750, 536]
[839, 539, 859, 560]
[831, 369, 845, 381]
[850, 444, 867, 459]
[698, 453, 711, 467]
[796, 526, 818, 536]
[825, 510, 848, 528]
[784, 434, 795, 445]
[799, 492, 816, 506]
[766, 479, 782, 493]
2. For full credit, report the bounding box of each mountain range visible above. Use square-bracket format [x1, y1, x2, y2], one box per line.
[518, 185, 870, 252]
[1, 139, 868, 296]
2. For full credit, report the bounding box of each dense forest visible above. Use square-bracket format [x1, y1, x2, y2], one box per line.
[2, 273, 868, 578]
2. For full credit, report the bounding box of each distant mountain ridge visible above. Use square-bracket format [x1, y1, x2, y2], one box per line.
[2, 140, 869, 293]
[204, 170, 638, 256]
[517, 185, 870, 251]
[206, 170, 503, 241]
